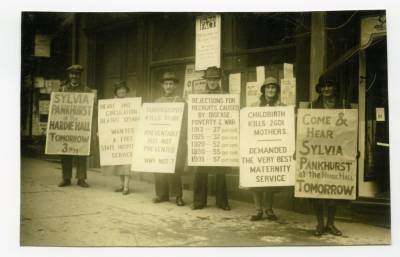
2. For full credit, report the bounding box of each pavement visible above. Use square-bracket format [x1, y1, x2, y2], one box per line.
[20, 157, 391, 246]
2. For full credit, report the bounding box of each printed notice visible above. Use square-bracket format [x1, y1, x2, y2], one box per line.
[240, 106, 296, 187]
[295, 109, 358, 200]
[45, 92, 95, 155]
[195, 14, 221, 70]
[131, 103, 184, 173]
[188, 94, 240, 166]
[98, 98, 142, 166]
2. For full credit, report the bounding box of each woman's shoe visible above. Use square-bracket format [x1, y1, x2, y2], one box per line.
[219, 205, 231, 211]
[115, 187, 124, 192]
[191, 204, 205, 210]
[265, 209, 278, 220]
[176, 197, 185, 206]
[152, 196, 168, 203]
[325, 224, 342, 236]
[314, 224, 325, 237]
[250, 210, 263, 221]
[122, 188, 130, 195]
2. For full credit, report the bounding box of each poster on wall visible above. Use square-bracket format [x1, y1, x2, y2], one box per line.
[188, 94, 240, 167]
[246, 81, 261, 107]
[294, 109, 358, 200]
[240, 106, 296, 187]
[280, 78, 296, 106]
[34, 34, 51, 57]
[45, 92, 95, 155]
[229, 73, 241, 94]
[98, 97, 142, 166]
[131, 102, 184, 173]
[195, 14, 221, 70]
[183, 64, 206, 99]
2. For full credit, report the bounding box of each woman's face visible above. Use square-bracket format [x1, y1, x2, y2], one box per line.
[115, 87, 128, 98]
[320, 83, 335, 97]
[264, 84, 278, 100]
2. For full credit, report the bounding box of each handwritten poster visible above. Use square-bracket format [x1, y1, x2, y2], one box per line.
[295, 109, 358, 200]
[240, 106, 296, 187]
[98, 98, 142, 166]
[188, 94, 240, 166]
[195, 14, 221, 70]
[45, 92, 95, 155]
[131, 103, 184, 173]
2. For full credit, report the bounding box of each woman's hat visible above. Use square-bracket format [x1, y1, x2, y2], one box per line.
[203, 67, 221, 79]
[113, 81, 130, 94]
[260, 76, 280, 93]
[315, 74, 337, 94]
[160, 72, 179, 83]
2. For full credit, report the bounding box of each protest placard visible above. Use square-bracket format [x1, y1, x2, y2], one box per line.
[131, 102, 184, 173]
[188, 94, 240, 166]
[295, 109, 358, 200]
[98, 97, 142, 166]
[195, 14, 221, 70]
[45, 92, 95, 155]
[240, 106, 295, 187]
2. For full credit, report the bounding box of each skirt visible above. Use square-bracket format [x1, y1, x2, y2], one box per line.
[103, 165, 131, 176]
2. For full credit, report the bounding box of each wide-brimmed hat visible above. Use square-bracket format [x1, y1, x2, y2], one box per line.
[66, 64, 84, 73]
[113, 81, 130, 94]
[315, 74, 337, 94]
[260, 76, 280, 93]
[160, 72, 179, 83]
[203, 67, 221, 79]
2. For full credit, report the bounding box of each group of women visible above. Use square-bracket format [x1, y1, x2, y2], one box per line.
[105, 67, 347, 237]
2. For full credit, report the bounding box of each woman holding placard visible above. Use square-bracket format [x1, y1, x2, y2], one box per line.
[310, 75, 348, 236]
[109, 81, 132, 195]
[249, 77, 284, 221]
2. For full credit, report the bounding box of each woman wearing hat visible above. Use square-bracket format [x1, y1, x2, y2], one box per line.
[310, 74, 349, 236]
[249, 76, 284, 221]
[191, 67, 231, 211]
[105, 81, 132, 195]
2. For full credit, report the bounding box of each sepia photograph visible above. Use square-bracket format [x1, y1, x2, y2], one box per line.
[16, 6, 394, 249]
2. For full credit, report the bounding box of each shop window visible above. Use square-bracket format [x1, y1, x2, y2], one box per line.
[151, 14, 195, 61]
[364, 39, 389, 194]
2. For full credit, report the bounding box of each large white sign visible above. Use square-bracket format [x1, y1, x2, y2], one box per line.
[295, 109, 358, 200]
[188, 94, 240, 166]
[195, 14, 221, 70]
[45, 92, 95, 155]
[98, 98, 142, 166]
[131, 103, 184, 173]
[240, 106, 296, 187]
